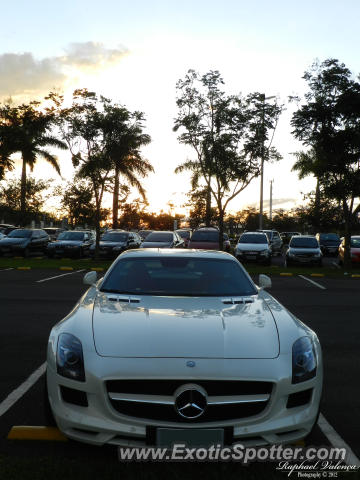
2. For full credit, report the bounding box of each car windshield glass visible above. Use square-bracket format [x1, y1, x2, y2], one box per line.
[321, 233, 340, 241]
[101, 257, 257, 297]
[290, 237, 318, 248]
[191, 230, 219, 242]
[144, 233, 173, 242]
[351, 238, 360, 248]
[58, 232, 85, 241]
[8, 230, 32, 238]
[139, 231, 151, 239]
[239, 234, 267, 244]
[176, 231, 191, 239]
[101, 233, 128, 242]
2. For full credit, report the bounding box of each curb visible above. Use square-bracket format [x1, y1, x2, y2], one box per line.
[91, 267, 104, 272]
[280, 272, 293, 276]
[59, 266, 73, 271]
[310, 273, 324, 277]
[7, 426, 68, 442]
[17, 267, 31, 270]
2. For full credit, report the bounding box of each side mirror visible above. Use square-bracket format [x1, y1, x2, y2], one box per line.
[258, 274, 272, 289]
[83, 271, 97, 286]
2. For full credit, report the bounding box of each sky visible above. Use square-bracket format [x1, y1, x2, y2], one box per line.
[1, 0, 360, 217]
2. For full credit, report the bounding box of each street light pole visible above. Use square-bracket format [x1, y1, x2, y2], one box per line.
[269, 179, 273, 222]
[259, 94, 276, 230]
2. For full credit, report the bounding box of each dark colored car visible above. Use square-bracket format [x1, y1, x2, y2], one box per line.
[0, 228, 49, 257]
[280, 232, 301, 245]
[0, 224, 19, 235]
[188, 227, 231, 252]
[285, 236, 322, 267]
[90, 231, 142, 258]
[47, 230, 95, 258]
[141, 231, 184, 248]
[257, 230, 283, 255]
[315, 233, 341, 256]
[175, 229, 192, 247]
[43, 227, 65, 241]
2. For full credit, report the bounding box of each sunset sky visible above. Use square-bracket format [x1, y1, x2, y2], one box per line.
[1, 0, 360, 216]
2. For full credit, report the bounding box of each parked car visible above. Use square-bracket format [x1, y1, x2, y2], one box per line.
[141, 231, 184, 248]
[188, 227, 231, 252]
[47, 230, 95, 258]
[0, 224, 18, 235]
[138, 230, 153, 241]
[235, 232, 271, 265]
[0, 232, 6, 240]
[257, 230, 283, 255]
[175, 229, 192, 247]
[338, 236, 360, 265]
[46, 249, 322, 447]
[0, 228, 49, 257]
[315, 233, 341, 256]
[285, 236, 322, 267]
[43, 227, 65, 241]
[280, 232, 301, 245]
[90, 230, 142, 258]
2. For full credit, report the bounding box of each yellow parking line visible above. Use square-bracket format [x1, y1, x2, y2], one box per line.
[14, 256, 24, 259]
[280, 272, 293, 276]
[351, 274, 360, 278]
[310, 273, 324, 277]
[59, 266, 73, 271]
[91, 267, 104, 272]
[17, 267, 31, 270]
[7, 426, 68, 442]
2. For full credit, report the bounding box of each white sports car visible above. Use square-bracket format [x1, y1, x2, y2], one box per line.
[46, 249, 322, 447]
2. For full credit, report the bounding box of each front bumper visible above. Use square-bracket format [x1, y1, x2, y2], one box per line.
[236, 251, 271, 263]
[286, 256, 321, 265]
[47, 356, 322, 448]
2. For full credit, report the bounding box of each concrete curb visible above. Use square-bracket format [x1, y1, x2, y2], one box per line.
[7, 426, 68, 442]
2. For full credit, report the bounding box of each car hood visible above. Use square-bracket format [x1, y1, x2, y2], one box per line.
[92, 294, 279, 359]
[141, 242, 172, 248]
[236, 244, 269, 251]
[98, 241, 126, 248]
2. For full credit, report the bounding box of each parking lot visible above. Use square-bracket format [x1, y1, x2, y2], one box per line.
[0, 264, 359, 478]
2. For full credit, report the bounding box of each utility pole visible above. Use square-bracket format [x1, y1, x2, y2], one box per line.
[259, 94, 276, 230]
[269, 179, 273, 222]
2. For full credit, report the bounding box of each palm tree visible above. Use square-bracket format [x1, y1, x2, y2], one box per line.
[0, 101, 67, 225]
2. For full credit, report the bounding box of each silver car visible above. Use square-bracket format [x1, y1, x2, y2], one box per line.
[235, 232, 271, 265]
[46, 249, 322, 448]
[285, 236, 323, 267]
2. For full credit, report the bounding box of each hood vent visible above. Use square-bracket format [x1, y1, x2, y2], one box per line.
[222, 297, 254, 305]
[108, 296, 140, 304]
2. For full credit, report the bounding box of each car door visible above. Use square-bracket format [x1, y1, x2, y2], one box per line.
[30, 230, 41, 251]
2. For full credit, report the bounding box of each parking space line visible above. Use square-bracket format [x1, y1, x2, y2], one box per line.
[36, 269, 86, 283]
[0, 268, 14, 272]
[0, 362, 46, 418]
[298, 275, 326, 290]
[318, 413, 360, 466]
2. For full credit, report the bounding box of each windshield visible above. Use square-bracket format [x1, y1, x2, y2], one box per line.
[290, 237, 319, 248]
[321, 233, 340, 241]
[138, 230, 152, 239]
[58, 232, 85, 241]
[101, 257, 257, 297]
[239, 234, 268, 244]
[351, 238, 360, 248]
[144, 232, 173, 242]
[191, 230, 220, 242]
[8, 230, 32, 238]
[101, 233, 128, 242]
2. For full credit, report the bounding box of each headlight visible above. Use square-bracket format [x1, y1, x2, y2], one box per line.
[292, 336, 317, 384]
[313, 252, 321, 257]
[259, 250, 269, 256]
[57, 333, 85, 382]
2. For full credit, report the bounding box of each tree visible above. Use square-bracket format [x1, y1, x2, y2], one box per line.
[291, 59, 360, 267]
[0, 101, 67, 225]
[0, 175, 52, 224]
[174, 70, 283, 249]
[184, 187, 218, 230]
[100, 103, 153, 228]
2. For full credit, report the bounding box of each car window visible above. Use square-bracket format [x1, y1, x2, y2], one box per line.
[101, 257, 257, 297]
[145, 232, 173, 242]
[8, 229, 32, 238]
[290, 237, 319, 248]
[190, 230, 220, 242]
[58, 232, 85, 241]
[239, 234, 268, 244]
[351, 238, 360, 248]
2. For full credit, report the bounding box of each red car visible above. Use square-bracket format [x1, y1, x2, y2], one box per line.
[338, 236, 360, 265]
[188, 227, 231, 252]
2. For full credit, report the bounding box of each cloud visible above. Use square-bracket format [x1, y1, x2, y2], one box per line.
[248, 198, 297, 209]
[0, 42, 128, 98]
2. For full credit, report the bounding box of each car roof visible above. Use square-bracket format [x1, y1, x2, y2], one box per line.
[118, 248, 236, 260]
